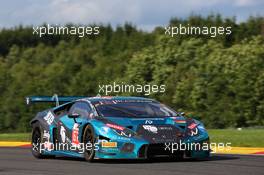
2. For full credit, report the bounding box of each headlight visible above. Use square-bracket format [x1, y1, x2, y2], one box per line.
[114, 129, 135, 138]
[106, 123, 135, 138]
[187, 122, 199, 136]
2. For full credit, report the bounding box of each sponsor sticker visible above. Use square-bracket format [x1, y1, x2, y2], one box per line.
[72, 123, 80, 147]
[188, 123, 197, 130]
[158, 126, 173, 130]
[106, 123, 124, 131]
[102, 141, 117, 148]
[44, 111, 54, 125]
[174, 120, 186, 124]
[60, 126, 66, 143]
[114, 136, 131, 141]
[43, 130, 52, 150]
[143, 125, 158, 133]
[145, 120, 153, 124]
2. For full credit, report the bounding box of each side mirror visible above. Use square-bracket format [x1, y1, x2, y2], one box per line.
[68, 113, 80, 119]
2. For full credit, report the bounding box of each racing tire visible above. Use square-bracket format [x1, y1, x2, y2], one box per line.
[31, 122, 45, 158]
[31, 122, 54, 159]
[83, 124, 96, 162]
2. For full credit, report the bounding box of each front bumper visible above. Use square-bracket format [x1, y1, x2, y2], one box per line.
[95, 138, 210, 159]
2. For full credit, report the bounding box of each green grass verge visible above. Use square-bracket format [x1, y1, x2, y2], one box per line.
[0, 129, 263, 147]
[208, 129, 264, 147]
[0, 133, 31, 142]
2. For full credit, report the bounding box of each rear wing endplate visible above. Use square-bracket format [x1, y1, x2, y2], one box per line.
[26, 94, 86, 106]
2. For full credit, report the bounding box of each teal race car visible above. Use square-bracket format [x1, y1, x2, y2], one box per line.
[27, 95, 210, 162]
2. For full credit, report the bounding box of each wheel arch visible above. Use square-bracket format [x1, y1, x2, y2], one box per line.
[30, 119, 40, 126]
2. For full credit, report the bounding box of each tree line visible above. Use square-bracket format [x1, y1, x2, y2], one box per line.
[0, 15, 263, 132]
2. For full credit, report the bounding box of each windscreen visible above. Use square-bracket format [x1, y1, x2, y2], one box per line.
[93, 100, 177, 118]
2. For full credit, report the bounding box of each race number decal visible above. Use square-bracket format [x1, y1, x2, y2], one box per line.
[44, 111, 54, 125]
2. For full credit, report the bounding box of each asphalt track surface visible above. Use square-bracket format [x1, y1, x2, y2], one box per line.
[0, 147, 263, 175]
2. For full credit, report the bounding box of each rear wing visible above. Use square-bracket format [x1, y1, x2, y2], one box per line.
[26, 94, 86, 106]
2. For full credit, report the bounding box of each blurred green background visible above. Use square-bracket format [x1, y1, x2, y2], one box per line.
[0, 15, 264, 132]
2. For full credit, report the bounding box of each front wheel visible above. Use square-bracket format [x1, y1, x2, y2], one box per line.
[83, 125, 96, 162]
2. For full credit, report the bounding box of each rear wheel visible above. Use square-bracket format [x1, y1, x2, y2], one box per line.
[31, 122, 54, 159]
[83, 125, 96, 162]
[31, 122, 44, 158]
